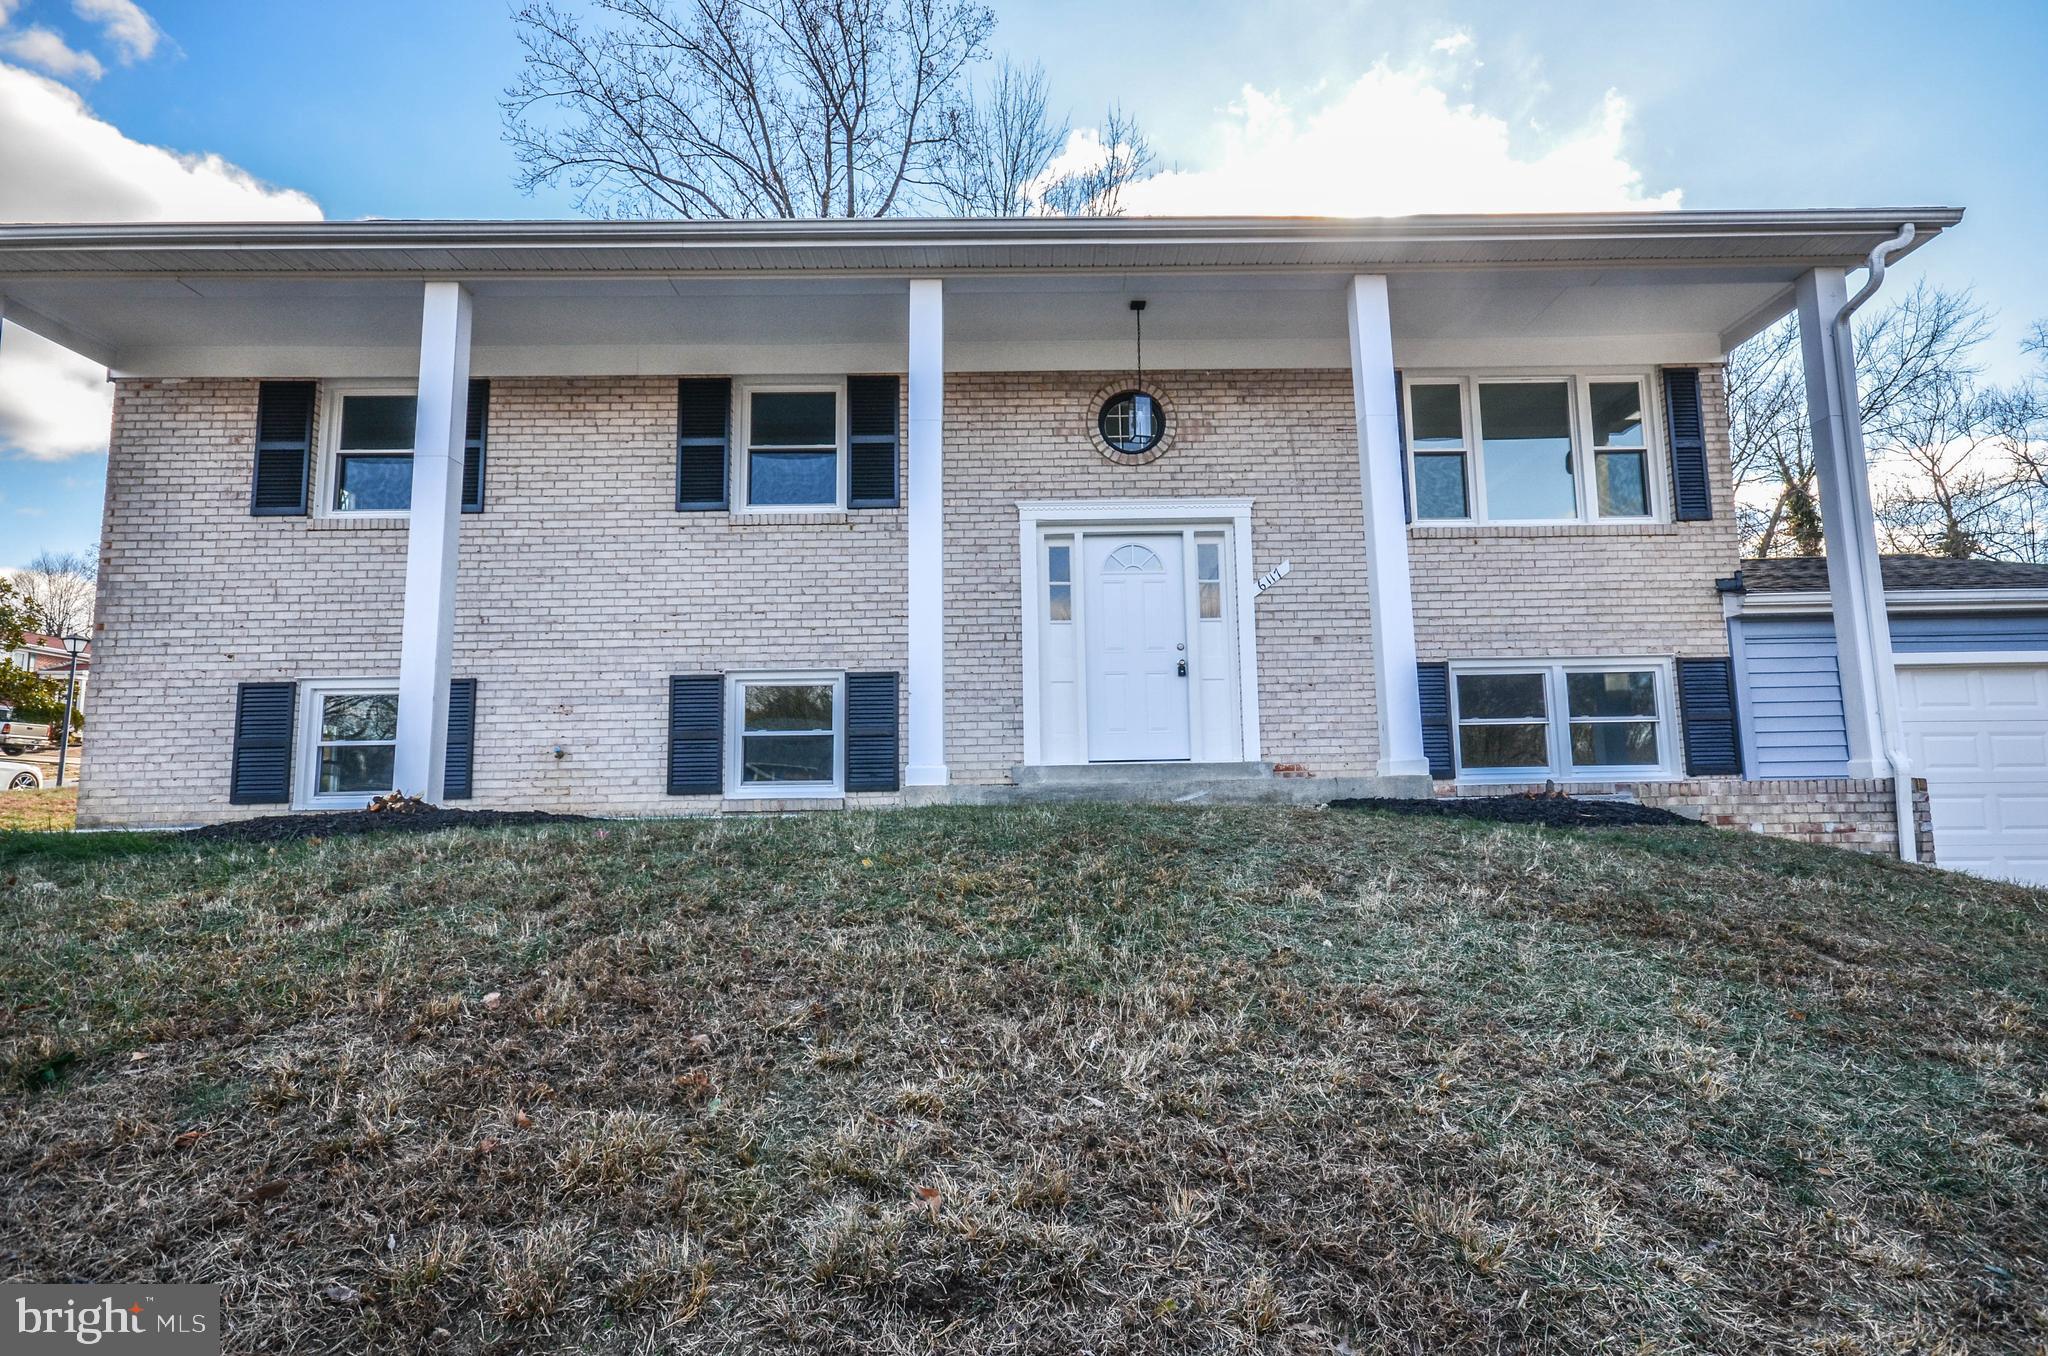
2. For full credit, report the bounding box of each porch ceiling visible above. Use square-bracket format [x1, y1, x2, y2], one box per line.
[0, 209, 1962, 376]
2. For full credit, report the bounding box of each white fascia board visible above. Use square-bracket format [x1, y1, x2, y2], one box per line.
[1731, 587, 2048, 617]
[0, 208, 1968, 277]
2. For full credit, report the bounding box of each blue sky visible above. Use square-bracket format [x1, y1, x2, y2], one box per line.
[2, 0, 2045, 567]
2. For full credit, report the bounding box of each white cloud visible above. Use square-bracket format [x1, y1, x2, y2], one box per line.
[0, 64, 320, 221]
[2, 24, 103, 80]
[0, 61, 322, 461]
[1119, 64, 1680, 217]
[1431, 31, 1473, 56]
[0, 325, 115, 459]
[71, 0, 157, 63]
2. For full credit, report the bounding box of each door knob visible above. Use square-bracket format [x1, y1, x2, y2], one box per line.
[1177, 659, 1188, 677]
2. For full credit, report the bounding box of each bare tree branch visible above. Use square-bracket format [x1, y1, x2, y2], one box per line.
[6, 549, 97, 638]
[1728, 283, 2026, 561]
[504, 0, 999, 218]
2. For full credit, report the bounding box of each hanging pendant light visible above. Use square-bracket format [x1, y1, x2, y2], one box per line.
[1097, 298, 1165, 456]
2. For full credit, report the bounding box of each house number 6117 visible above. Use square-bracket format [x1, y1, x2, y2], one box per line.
[1255, 560, 1292, 593]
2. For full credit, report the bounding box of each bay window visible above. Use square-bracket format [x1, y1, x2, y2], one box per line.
[1451, 661, 1674, 780]
[1404, 374, 1661, 524]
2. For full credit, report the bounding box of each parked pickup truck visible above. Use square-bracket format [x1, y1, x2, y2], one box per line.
[0, 705, 55, 756]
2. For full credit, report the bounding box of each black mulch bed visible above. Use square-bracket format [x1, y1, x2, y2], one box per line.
[1329, 793, 1699, 829]
[183, 806, 590, 844]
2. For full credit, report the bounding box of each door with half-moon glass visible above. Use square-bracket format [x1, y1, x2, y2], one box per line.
[1082, 535, 1192, 761]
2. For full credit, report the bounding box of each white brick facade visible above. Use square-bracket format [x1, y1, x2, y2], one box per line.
[83, 377, 908, 826]
[83, 363, 1779, 832]
[944, 370, 1380, 784]
[1410, 368, 1740, 660]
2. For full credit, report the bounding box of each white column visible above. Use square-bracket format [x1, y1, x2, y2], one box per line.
[393, 281, 472, 800]
[1796, 267, 1899, 780]
[1346, 275, 1430, 780]
[905, 278, 948, 786]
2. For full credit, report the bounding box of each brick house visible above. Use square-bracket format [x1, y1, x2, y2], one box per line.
[0, 210, 2001, 868]
[8, 633, 90, 704]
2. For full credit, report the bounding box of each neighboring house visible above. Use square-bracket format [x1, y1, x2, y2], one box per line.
[0, 210, 2002, 871]
[1726, 555, 2048, 883]
[7, 633, 89, 708]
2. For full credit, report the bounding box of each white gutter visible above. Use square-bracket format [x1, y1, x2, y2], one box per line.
[1833, 224, 1923, 863]
[1732, 586, 2048, 617]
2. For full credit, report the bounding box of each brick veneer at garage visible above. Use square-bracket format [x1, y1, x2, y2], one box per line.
[1445, 776, 1935, 859]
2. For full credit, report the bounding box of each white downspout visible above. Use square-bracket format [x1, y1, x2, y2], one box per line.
[1832, 223, 1921, 862]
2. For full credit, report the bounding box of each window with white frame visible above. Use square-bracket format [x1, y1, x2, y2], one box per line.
[1196, 538, 1224, 619]
[1405, 375, 1659, 524]
[1451, 661, 1672, 779]
[1045, 539, 1073, 621]
[728, 674, 843, 794]
[741, 385, 844, 509]
[298, 680, 399, 806]
[325, 387, 417, 515]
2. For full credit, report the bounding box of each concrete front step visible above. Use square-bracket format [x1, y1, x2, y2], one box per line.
[1010, 761, 1272, 787]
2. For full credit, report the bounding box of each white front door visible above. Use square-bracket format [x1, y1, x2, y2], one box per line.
[1898, 662, 2048, 885]
[1084, 535, 1191, 761]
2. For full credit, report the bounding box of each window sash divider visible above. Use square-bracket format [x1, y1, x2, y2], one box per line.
[1406, 374, 1666, 526]
[1451, 661, 1673, 780]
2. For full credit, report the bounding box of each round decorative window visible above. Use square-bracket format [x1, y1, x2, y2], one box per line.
[1097, 390, 1166, 456]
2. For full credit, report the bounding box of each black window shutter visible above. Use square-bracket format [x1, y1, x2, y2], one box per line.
[847, 375, 900, 509]
[667, 675, 724, 794]
[229, 681, 296, 804]
[1663, 368, 1712, 522]
[1417, 661, 1453, 780]
[251, 381, 314, 516]
[844, 671, 900, 791]
[444, 678, 477, 800]
[1677, 657, 1741, 777]
[1393, 369, 1412, 525]
[676, 379, 731, 511]
[462, 379, 489, 514]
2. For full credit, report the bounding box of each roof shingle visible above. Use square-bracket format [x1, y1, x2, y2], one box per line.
[1741, 555, 2048, 594]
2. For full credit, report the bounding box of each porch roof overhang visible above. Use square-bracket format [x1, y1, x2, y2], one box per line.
[0, 208, 1963, 377]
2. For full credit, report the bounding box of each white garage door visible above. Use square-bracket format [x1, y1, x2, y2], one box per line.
[1898, 663, 2048, 885]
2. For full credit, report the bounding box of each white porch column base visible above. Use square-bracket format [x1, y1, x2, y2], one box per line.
[393, 281, 472, 801]
[1346, 275, 1431, 779]
[905, 278, 948, 786]
[1796, 267, 1898, 781]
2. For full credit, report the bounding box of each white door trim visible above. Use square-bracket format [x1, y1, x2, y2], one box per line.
[1018, 498, 1259, 766]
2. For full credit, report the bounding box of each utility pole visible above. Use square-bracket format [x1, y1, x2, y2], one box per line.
[55, 635, 83, 789]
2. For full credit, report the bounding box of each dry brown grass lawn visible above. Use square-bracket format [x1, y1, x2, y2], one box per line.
[0, 785, 76, 832]
[1, 805, 2044, 1354]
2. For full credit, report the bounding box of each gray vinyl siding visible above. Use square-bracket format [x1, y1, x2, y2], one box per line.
[1734, 618, 1852, 778]
[1890, 612, 2048, 653]
[1733, 609, 2048, 778]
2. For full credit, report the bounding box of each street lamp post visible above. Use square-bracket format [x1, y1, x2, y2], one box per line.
[55, 635, 83, 790]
